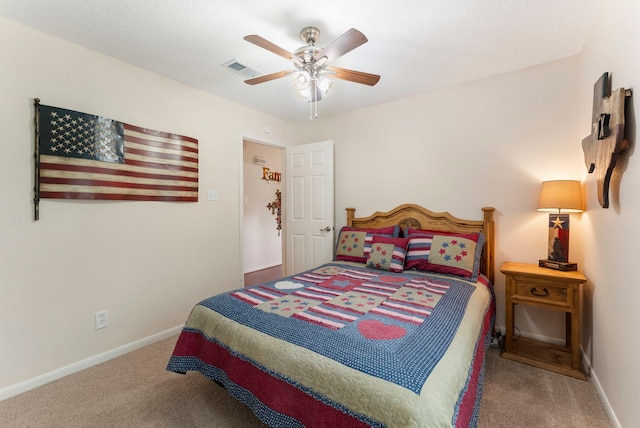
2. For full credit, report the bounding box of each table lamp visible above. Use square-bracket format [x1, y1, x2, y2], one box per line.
[537, 180, 584, 271]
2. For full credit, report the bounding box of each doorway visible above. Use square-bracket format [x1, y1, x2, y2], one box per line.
[242, 139, 284, 285]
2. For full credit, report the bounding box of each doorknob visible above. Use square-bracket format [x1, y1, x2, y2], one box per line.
[320, 226, 332, 233]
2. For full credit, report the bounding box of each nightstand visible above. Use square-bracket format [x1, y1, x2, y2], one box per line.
[500, 262, 587, 380]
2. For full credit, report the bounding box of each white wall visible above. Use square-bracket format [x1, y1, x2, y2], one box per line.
[299, 57, 587, 343]
[0, 18, 298, 395]
[578, 0, 640, 426]
[242, 140, 283, 272]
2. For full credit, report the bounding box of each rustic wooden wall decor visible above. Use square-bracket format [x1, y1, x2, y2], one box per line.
[266, 189, 282, 235]
[581, 72, 632, 208]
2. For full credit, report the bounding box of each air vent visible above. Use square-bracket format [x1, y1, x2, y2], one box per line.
[222, 59, 260, 78]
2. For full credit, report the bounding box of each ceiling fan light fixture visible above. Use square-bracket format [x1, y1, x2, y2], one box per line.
[293, 72, 333, 99]
[244, 27, 380, 121]
[295, 87, 311, 99]
[293, 71, 310, 91]
[298, 75, 334, 122]
[316, 76, 334, 96]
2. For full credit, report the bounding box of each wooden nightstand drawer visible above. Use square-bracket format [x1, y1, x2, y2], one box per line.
[500, 262, 587, 380]
[512, 278, 572, 308]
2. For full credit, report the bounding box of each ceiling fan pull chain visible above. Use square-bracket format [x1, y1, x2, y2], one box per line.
[314, 94, 318, 119]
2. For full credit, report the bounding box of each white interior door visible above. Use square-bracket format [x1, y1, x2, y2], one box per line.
[284, 140, 334, 275]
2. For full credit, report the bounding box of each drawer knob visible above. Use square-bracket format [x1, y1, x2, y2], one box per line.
[530, 287, 549, 297]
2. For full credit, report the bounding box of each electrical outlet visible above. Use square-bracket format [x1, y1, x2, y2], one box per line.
[95, 310, 109, 330]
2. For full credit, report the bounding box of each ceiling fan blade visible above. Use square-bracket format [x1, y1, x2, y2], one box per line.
[244, 35, 296, 61]
[313, 28, 368, 62]
[245, 70, 295, 85]
[325, 66, 380, 86]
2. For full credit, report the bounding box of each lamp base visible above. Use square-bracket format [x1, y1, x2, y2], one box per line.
[539, 259, 577, 271]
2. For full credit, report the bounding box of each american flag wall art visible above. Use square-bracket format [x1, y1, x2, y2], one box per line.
[36, 103, 198, 207]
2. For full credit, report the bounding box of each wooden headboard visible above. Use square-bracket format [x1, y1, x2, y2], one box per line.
[346, 204, 496, 283]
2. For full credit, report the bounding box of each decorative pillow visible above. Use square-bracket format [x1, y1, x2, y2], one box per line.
[365, 236, 410, 273]
[335, 226, 399, 263]
[405, 228, 485, 281]
[404, 229, 443, 270]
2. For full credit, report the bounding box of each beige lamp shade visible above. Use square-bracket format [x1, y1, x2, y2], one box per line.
[537, 180, 585, 213]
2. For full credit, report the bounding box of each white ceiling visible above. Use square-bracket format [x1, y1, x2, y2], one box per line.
[1, 0, 603, 124]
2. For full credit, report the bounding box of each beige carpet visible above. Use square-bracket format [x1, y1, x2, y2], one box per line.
[0, 335, 612, 427]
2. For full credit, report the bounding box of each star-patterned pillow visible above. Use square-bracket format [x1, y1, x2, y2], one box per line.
[335, 226, 399, 263]
[405, 228, 485, 281]
[365, 236, 410, 273]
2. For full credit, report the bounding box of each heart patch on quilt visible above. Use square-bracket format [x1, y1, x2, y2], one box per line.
[274, 281, 304, 290]
[358, 320, 407, 340]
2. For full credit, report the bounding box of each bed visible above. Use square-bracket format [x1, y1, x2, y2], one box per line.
[167, 204, 496, 427]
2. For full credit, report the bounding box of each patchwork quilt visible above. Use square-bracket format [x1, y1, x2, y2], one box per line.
[167, 261, 495, 427]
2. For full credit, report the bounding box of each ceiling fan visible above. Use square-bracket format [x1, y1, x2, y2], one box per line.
[243, 27, 380, 119]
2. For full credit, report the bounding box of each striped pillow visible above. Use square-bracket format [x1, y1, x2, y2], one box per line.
[365, 236, 410, 273]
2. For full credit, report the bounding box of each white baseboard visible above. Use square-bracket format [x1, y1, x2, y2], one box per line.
[521, 331, 565, 346]
[581, 353, 620, 428]
[505, 327, 565, 346]
[0, 325, 183, 402]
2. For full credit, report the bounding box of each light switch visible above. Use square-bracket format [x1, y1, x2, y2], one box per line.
[207, 189, 218, 201]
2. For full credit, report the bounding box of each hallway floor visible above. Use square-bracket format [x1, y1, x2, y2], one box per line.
[244, 265, 282, 287]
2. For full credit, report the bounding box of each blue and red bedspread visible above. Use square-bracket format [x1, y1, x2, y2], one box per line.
[167, 261, 495, 427]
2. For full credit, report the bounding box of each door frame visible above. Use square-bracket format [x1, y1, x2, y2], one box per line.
[238, 131, 287, 287]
